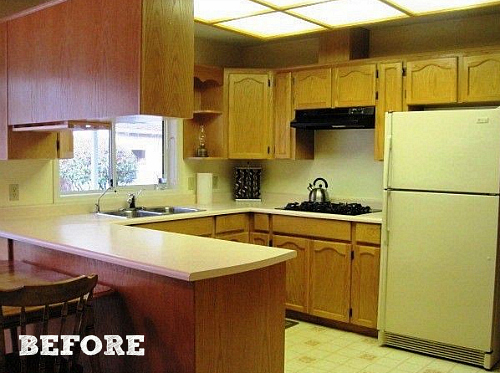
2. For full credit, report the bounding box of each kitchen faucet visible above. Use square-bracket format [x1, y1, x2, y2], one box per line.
[95, 185, 116, 213]
[126, 189, 143, 209]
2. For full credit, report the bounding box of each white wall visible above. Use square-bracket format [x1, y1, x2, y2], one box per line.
[0, 159, 54, 207]
[261, 130, 384, 203]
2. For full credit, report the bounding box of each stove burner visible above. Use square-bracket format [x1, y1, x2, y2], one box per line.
[283, 201, 372, 215]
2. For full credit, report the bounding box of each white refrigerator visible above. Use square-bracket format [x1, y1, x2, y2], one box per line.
[378, 107, 500, 369]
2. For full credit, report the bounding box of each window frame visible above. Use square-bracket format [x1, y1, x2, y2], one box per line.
[56, 117, 178, 198]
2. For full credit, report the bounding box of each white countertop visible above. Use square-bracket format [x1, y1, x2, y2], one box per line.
[0, 202, 382, 282]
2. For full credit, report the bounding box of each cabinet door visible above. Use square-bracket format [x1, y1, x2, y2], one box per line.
[459, 53, 500, 103]
[309, 240, 351, 322]
[8, 0, 141, 125]
[0, 22, 7, 160]
[249, 232, 270, 246]
[216, 232, 249, 243]
[292, 68, 332, 109]
[334, 64, 377, 107]
[406, 57, 458, 105]
[350, 245, 380, 328]
[274, 72, 314, 160]
[134, 217, 214, 237]
[227, 73, 271, 159]
[273, 235, 309, 313]
[375, 62, 404, 160]
[274, 72, 292, 159]
[215, 213, 249, 235]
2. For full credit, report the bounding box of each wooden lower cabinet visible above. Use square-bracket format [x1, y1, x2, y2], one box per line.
[350, 244, 380, 328]
[135, 213, 382, 330]
[273, 235, 309, 313]
[309, 240, 351, 323]
[272, 217, 381, 330]
[216, 231, 249, 243]
[250, 232, 270, 246]
[215, 214, 249, 242]
[133, 217, 214, 237]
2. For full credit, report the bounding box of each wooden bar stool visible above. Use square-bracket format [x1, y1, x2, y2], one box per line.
[0, 261, 101, 373]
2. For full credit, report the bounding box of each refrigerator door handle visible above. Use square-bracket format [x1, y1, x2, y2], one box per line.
[383, 112, 393, 189]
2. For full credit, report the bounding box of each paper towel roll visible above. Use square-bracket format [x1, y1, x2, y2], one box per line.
[197, 173, 213, 205]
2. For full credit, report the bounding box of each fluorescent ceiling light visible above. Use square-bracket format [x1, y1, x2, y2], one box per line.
[218, 11, 325, 38]
[257, 0, 324, 8]
[288, 0, 407, 27]
[386, 0, 500, 14]
[194, 0, 270, 23]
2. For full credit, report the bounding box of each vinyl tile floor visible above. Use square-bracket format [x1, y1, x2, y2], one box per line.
[285, 320, 500, 373]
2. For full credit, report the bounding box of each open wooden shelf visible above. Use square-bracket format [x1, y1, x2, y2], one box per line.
[185, 156, 226, 160]
[193, 110, 223, 115]
[184, 65, 227, 159]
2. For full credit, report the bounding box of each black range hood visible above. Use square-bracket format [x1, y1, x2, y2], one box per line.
[291, 107, 375, 130]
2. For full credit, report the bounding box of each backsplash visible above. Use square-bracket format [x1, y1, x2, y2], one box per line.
[0, 159, 54, 207]
[261, 130, 384, 203]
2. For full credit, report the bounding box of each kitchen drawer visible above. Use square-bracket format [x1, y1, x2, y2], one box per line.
[355, 223, 381, 245]
[215, 213, 249, 234]
[272, 215, 351, 241]
[253, 213, 270, 232]
[134, 217, 214, 237]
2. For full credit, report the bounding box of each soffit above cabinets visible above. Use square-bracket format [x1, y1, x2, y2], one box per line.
[194, 0, 500, 40]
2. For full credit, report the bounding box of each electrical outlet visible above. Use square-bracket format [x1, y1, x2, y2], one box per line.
[9, 184, 19, 201]
[188, 176, 196, 191]
[212, 175, 219, 189]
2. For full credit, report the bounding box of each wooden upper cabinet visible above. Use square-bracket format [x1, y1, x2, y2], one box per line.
[226, 71, 272, 159]
[333, 64, 377, 107]
[273, 72, 314, 160]
[7, 0, 193, 126]
[0, 22, 73, 160]
[292, 68, 332, 109]
[0, 22, 8, 160]
[375, 62, 404, 161]
[459, 53, 500, 103]
[405, 57, 458, 105]
[274, 72, 293, 159]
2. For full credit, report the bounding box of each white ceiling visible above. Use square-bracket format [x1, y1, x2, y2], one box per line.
[2, 0, 500, 46]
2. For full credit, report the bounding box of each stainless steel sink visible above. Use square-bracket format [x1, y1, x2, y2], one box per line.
[142, 206, 202, 214]
[98, 206, 204, 218]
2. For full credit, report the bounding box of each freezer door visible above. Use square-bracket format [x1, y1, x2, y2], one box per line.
[385, 108, 500, 194]
[382, 191, 498, 351]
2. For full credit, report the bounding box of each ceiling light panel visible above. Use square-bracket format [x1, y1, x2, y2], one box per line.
[255, 0, 325, 8]
[194, 0, 271, 23]
[217, 11, 325, 38]
[289, 0, 407, 27]
[385, 0, 500, 14]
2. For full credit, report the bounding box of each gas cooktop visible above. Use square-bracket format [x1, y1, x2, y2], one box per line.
[281, 201, 376, 216]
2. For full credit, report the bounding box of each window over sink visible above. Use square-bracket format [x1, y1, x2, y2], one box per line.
[58, 117, 178, 194]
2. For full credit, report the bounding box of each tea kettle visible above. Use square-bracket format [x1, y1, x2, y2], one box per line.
[308, 178, 330, 202]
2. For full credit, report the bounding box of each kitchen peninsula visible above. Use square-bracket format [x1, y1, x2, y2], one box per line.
[0, 204, 382, 372]
[0, 210, 297, 373]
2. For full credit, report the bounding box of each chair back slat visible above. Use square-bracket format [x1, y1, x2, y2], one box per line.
[0, 274, 98, 373]
[0, 276, 97, 307]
